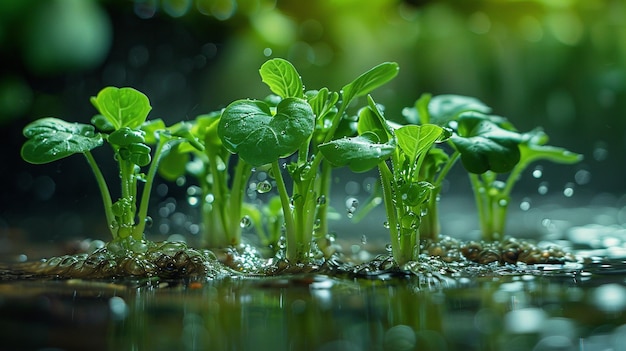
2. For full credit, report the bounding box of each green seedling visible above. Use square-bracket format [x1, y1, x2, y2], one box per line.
[405, 94, 583, 241]
[157, 110, 258, 249]
[218, 58, 399, 263]
[320, 96, 447, 265]
[21, 86, 202, 245]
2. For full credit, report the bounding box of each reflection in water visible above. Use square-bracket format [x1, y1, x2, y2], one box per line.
[102, 265, 626, 351]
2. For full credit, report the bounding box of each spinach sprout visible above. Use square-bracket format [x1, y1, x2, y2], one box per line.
[406, 94, 583, 242]
[320, 97, 446, 265]
[21, 87, 202, 245]
[218, 58, 399, 262]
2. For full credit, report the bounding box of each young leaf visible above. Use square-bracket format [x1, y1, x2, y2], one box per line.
[108, 127, 145, 146]
[21, 117, 103, 164]
[357, 96, 394, 143]
[342, 62, 399, 106]
[158, 143, 190, 181]
[260, 58, 304, 99]
[427, 94, 491, 126]
[90, 87, 152, 130]
[218, 97, 314, 166]
[307, 88, 339, 119]
[395, 124, 445, 164]
[519, 128, 582, 166]
[319, 132, 395, 173]
[451, 113, 524, 174]
[404, 94, 491, 126]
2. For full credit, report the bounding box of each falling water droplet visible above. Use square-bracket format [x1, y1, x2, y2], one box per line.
[538, 182, 549, 195]
[205, 193, 215, 203]
[345, 197, 359, 218]
[361, 235, 367, 245]
[532, 166, 543, 179]
[187, 196, 199, 206]
[574, 169, 591, 185]
[563, 182, 575, 197]
[256, 180, 272, 194]
[519, 198, 531, 211]
[385, 244, 393, 253]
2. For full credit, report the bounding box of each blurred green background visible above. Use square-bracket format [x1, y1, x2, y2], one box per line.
[1, 0, 624, 245]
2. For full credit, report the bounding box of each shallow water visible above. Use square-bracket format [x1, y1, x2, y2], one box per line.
[1, 255, 626, 351]
[3, 199, 626, 351]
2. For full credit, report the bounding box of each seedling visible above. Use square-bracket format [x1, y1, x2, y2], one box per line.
[21, 87, 202, 246]
[405, 94, 583, 242]
[320, 96, 447, 265]
[218, 58, 399, 263]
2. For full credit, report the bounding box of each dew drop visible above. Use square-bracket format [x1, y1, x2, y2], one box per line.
[205, 193, 215, 203]
[256, 180, 272, 194]
[240, 215, 252, 228]
[316, 195, 326, 205]
[538, 181, 549, 195]
[144, 216, 153, 228]
[187, 196, 199, 206]
[519, 198, 531, 211]
[574, 169, 591, 185]
[498, 199, 509, 207]
[532, 166, 543, 179]
[345, 197, 359, 218]
[383, 221, 390, 229]
[385, 244, 393, 253]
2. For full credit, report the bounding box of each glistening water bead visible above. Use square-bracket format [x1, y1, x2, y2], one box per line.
[256, 180, 272, 194]
[240, 216, 252, 228]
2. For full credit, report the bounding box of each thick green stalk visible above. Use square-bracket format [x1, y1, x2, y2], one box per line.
[83, 150, 115, 239]
[272, 160, 297, 261]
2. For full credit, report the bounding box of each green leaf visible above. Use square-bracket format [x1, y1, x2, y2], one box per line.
[357, 96, 394, 143]
[451, 113, 524, 174]
[399, 181, 435, 206]
[319, 132, 395, 173]
[159, 144, 191, 181]
[218, 97, 314, 166]
[90, 86, 152, 130]
[259, 58, 304, 99]
[519, 128, 582, 166]
[307, 88, 339, 119]
[141, 119, 167, 144]
[21, 117, 103, 164]
[424, 94, 491, 126]
[108, 127, 145, 146]
[91, 114, 115, 132]
[342, 62, 399, 106]
[395, 124, 446, 164]
[168, 121, 204, 151]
